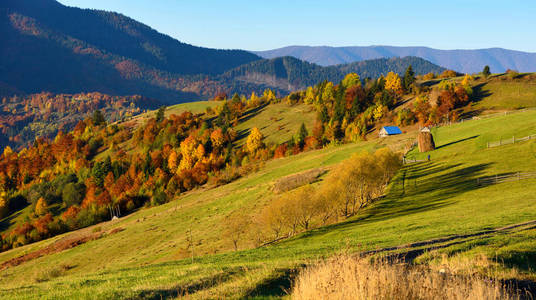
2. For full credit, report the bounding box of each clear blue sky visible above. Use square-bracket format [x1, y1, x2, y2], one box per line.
[57, 0, 536, 52]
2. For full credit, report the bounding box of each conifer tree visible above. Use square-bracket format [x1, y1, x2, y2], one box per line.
[483, 65, 491, 78]
[403, 65, 415, 91]
[92, 110, 106, 126]
[155, 106, 166, 123]
[297, 123, 308, 148]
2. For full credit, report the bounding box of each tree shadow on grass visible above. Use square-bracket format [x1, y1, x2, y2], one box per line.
[470, 82, 493, 105]
[235, 128, 251, 142]
[238, 103, 269, 124]
[436, 135, 479, 149]
[127, 268, 241, 300]
[244, 267, 302, 299]
[297, 161, 492, 240]
[0, 210, 24, 232]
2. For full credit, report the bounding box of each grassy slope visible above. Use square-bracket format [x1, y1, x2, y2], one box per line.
[0, 107, 535, 298]
[472, 79, 536, 111]
[234, 102, 317, 145]
[415, 73, 536, 112]
[123, 101, 220, 127]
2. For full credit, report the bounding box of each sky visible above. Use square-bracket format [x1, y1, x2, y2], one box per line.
[57, 0, 536, 52]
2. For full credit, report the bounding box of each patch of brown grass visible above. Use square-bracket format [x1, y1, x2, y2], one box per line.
[272, 167, 328, 194]
[292, 255, 522, 300]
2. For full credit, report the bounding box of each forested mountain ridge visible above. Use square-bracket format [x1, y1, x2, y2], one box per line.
[0, 0, 447, 103]
[254, 45, 536, 73]
[219, 56, 445, 92]
[0, 0, 261, 102]
[1, 0, 260, 76]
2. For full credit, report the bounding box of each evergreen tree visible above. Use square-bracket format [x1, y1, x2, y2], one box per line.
[216, 101, 232, 130]
[403, 65, 415, 91]
[231, 93, 241, 105]
[92, 110, 106, 126]
[155, 106, 166, 123]
[103, 156, 112, 176]
[143, 151, 153, 177]
[297, 123, 308, 148]
[482, 65, 491, 78]
[92, 161, 106, 188]
[319, 105, 329, 123]
[333, 85, 345, 123]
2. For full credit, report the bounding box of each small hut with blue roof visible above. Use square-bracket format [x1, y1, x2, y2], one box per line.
[379, 126, 402, 137]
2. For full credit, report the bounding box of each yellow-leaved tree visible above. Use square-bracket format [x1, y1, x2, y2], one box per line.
[385, 72, 403, 94]
[246, 127, 264, 155]
[322, 82, 335, 102]
[263, 89, 276, 102]
[249, 91, 259, 106]
[168, 150, 178, 173]
[210, 128, 225, 150]
[35, 197, 48, 216]
[461, 74, 473, 87]
[0, 192, 8, 218]
[341, 73, 361, 89]
[2, 146, 13, 158]
[304, 86, 315, 104]
[179, 136, 197, 171]
[373, 104, 387, 120]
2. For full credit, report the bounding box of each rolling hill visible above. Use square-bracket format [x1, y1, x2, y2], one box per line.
[254, 45, 536, 74]
[0, 101, 535, 298]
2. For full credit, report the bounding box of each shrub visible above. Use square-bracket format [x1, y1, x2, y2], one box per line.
[439, 70, 457, 78]
[33, 266, 65, 283]
[506, 69, 519, 80]
[151, 190, 167, 206]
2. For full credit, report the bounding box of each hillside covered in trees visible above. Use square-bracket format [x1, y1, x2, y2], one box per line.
[0, 65, 477, 252]
[0, 92, 160, 150]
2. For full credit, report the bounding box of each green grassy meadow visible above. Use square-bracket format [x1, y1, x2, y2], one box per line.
[234, 102, 317, 145]
[472, 79, 536, 111]
[1, 106, 536, 298]
[124, 101, 220, 127]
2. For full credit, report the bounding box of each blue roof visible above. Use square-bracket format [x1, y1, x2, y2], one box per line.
[382, 126, 402, 135]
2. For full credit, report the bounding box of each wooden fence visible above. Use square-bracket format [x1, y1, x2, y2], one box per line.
[476, 172, 536, 186]
[403, 157, 428, 164]
[487, 134, 536, 148]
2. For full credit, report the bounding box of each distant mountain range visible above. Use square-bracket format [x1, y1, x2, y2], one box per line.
[254, 46, 536, 74]
[0, 0, 444, 103]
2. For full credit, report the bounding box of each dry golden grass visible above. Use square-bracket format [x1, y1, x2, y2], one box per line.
[291, 255, 522, 300]
[271, 167, 328, 194]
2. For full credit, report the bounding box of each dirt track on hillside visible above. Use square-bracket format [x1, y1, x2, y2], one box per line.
[0, 227, 124, 271]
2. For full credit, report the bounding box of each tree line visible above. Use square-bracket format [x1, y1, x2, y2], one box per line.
[224, 148, 402, 250]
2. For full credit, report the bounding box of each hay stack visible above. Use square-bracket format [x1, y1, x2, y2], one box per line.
[418, 131, 435, 152]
